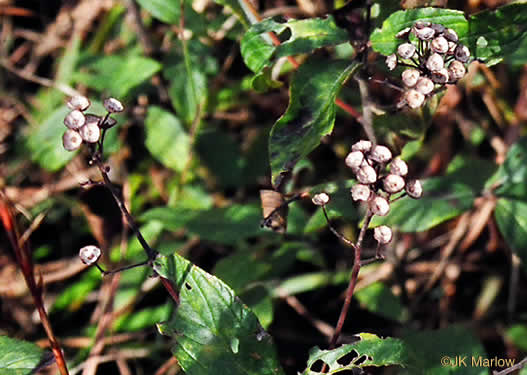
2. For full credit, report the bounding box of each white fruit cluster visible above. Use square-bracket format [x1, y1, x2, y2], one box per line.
[62, 96, 123, 152]
[348, 140, 422, 244]
[79, 245, 102, 265]
[385, 21, 471, 109]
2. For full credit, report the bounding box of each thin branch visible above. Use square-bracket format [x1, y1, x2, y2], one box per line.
[493, 357, 527, 375]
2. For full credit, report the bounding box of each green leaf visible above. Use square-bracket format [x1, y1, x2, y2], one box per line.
[506, 324, 527, 352]
[486, 136, 527, 200]
[461, 2, 527, 66]
[370, 8, 468, 56]
[154, 252, 285, 375]
[141, 204, 262, 245]
[145, 106, 190, 172]
[167, 62, 208, 125]
[136, 0, 207, 34]
[303, 333, 409, 374]
[26, 106, 76, 172]
[74, 55, 161, 98]
[269, 57, 360, 187]
[241, 16, 349, 74]
[0, 336, 53, 375]
[494, 198, 527, 272]
[212, 0, 254, 27]
[355, 282, 408, 322]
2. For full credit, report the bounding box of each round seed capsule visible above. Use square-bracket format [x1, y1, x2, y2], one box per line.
[426, 53, 444, 72]
[79, 122, 101, 143]
[415, 77, 434, 95]
[405, 89, 425, 109]
[351, 184, 371, 202]
[370, 195, 390, 216]
[415, 27, 435, 41]
[414, 21, 431, 29]
[64, 110, 86, 130]
[389, 157, 408, 176]
[369, 145, 392, 164]
[62, 129, 83, 151]
[431, 68, 449, 84]
[448, 60, 466, 81]
[356, 164, 377, 184]
[312, 193, 330, 206]
[79, 245, 102, 265]
[374, 225, 393, 244]
[454, 44, 470, 63]
[402, 68, 420, 87]
[386, 53, 397, 71]
[447, 41, 457, 55]
[67, 95, 90, 111]
[430, 23, 445, 34]
[397, 43, 416, 59]
[443, 28, 458, 42]
[406, 179, 423, 199]
[103, 97, 124, 113]
[383, 174, 405, 193]
[100, 116, 117, 129]
[351, 140, 372, 153]
[431, 36, 449, 54]
[345, 151, 364, 170]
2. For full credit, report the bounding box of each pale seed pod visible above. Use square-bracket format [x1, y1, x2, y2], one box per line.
[431, 36, 449, 54]
[345, 151, 364, 170]
[430, 23, 445, 34]
[395, 27, 411, 39]
[389, 157, 408, 176]
[84, 114, 100, 126]
[351, 184, 371, 202]
[374, 225, 393, 244]
[67, 95, 90, 111]
[62, 129, 83, 151]
[406, 179, 423, 199]
[103, 97, 124, 113]
[356, 164, 377, 184]
[431, 68, 449, 84]
[386, 54, 397, 71]
[64, 110, 86, 130]
[79, 122, 101, 143]
[426, 53, 444, 72]
[448, 60, 466, 81]
[454, 44, 470, 63]
[402, 68, 420, 87]
[312, 193, 330, 206]
[443, 28, 459, 42]
[447, 41, 457, 55]
[397, 43, 416, 59]
[415, 77, 434, 95]
[351, 140, 372, 153]
[405, 89, 425, 109]
[370, 195, 390, 216]
[415, 26, 435, 41]
[383, 174, 405, 193]
[413, 21, 431, 29]
[79, 245, 102, 265]
[369, 145, 392, 164]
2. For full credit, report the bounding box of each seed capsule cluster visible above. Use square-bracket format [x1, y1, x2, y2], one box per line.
[62, 96, 123, 152]
[386, 22, 471, 109]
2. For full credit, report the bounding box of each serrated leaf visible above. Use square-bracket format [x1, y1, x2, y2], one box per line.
[141, 204, 262, 245]
[269, 58, 360, 187]
[370, 8, 468, 56]
[303, 333, 409, 374]
[0, 336, 53, 375]
[461, 2, 527, 66]
[145, 106, 190, 172]
[154, 252, 285, 375]
[486, 136, 527, 200]
[74, 55, 161, 98]
[494, 198, 527, 272]
[241, 16, 349, 74]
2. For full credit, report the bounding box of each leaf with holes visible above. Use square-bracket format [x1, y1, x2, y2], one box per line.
[0, 336, 54, 375]
[241, 16, 349, 74]
[303, 333, 409, 374]
[494, 198, 527, 273]
[154, 253, 285, 375]
[269, 57, 360, 188]
[370, 8, 468, 56]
